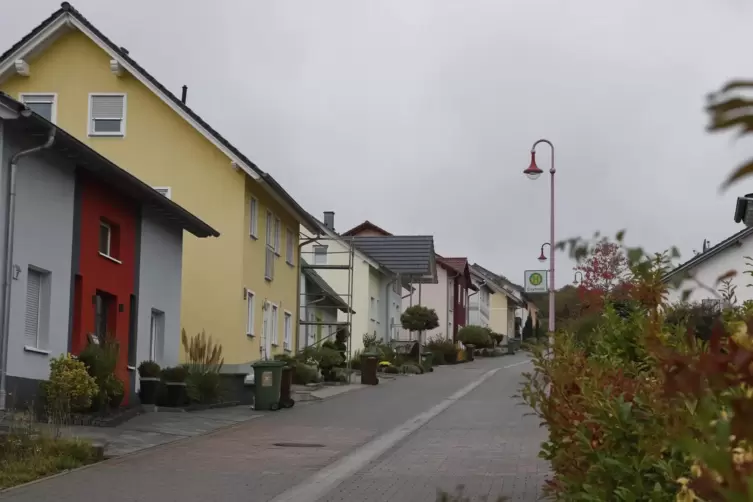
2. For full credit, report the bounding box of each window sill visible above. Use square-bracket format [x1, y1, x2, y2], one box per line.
[264, 276, 273, 282]
[246, 333, 255, 338]
[99, 252, 122, 264]
[271, 343, 279, 347]
[127, 365, 136, 371]
[24, 346, 50, 356]
[89, 132, 124, 138]
[286, 260, 294, 267]
[250, 234, 258, 240]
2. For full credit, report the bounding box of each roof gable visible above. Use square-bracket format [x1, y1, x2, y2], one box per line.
[0, 2, 320, 232]
[663, 225, 753, 282]
[342, 220, 393, 237]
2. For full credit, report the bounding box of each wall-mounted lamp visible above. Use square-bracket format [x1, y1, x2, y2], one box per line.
[12, 265, 21, 280]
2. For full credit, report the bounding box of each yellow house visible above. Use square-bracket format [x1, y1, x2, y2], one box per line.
[0, 3, 320, 370]
[471, 264, 530, 339]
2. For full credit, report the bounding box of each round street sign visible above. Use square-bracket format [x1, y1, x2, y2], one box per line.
[528, 272, 543, 286]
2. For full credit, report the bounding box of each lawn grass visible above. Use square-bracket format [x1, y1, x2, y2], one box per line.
[0, 432, 101, 489]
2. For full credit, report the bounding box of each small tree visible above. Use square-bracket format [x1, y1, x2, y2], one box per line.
[401, 305, 439, 353]
[522, 316, 533, 339]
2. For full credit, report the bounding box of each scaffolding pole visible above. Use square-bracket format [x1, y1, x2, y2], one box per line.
[298, 232, 356, 383]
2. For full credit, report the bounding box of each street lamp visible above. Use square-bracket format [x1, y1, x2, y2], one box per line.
[523, 139, 556, 334]
[538, 242, 550, 263]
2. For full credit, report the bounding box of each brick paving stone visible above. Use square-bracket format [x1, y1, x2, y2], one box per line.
[318, 358, 550, 502]
[0, 356, 520, 502]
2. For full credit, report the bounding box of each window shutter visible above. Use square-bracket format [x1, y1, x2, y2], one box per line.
[25, 270, 41, 346]
[91, 95, 124, 119]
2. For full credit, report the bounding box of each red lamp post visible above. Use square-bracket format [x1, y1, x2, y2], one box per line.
[524, 139, 556, 334]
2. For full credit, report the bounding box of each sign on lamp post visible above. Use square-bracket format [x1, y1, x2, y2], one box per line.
[524, 270, 548, 294]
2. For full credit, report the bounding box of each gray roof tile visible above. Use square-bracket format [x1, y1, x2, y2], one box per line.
[351, 236, 436, 281]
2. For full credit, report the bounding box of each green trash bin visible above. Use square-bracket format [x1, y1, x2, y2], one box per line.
[252, 360, 285, 411]
[421, 351, 434, 372]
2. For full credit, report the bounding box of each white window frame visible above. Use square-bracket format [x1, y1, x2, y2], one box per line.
[274, 217, 281, 255]
[313, 245, 328, 265]
[24, 267, 50, 352]
[249, 197, 259, 239]
[153, 186, 172, 199]
[283, 311, 292, 350]
[265, 211, 275, 281]
[19, 93, 57, 123]
[271, 304, 279, 346]
[88, 93, 127, 137]
[285, 228, 294, 265]
[99, 220, 112, 256]
[245, 288, 255, 336]
[149, 309, 165, 363]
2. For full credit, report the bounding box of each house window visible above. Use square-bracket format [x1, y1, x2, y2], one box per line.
[249, 198, 258, 238]
[271, 304, 279, 345]
[153, 186, 171, 199]
[246, 289, 255, 336]
[24, 267, 50, 349]
[20, 93, 56, 123]
[149, 309, 165, 362]
[99, 219, 121, 261]
[283, 311, 292, 350]
[274, 217, 281, 255]
[89, 94, 126, 136]
[265, 211, 274, 281]
[286, 228, 295, 265]
[313, 245, 328, 265]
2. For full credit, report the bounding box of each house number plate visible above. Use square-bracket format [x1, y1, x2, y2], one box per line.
[261, 371, 273, 387]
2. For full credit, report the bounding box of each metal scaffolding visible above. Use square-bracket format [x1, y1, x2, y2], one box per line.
[297, 233, 356, 375]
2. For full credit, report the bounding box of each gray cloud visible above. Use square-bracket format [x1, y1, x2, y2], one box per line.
[2, 0, 753, 287]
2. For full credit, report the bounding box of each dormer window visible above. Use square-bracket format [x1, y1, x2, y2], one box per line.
[20, 93, 56, 123]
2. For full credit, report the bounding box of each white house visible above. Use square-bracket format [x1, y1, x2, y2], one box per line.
[468, 268, 495, 328]
[664, 226, 753, 307]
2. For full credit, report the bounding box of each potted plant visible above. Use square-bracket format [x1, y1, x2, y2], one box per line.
[161, 366, 188, 407]
[138, 360, 161, 405]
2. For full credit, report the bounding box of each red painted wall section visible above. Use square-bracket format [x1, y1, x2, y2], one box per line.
[452, 279, 467, 339]
[72, 173, 137, 404]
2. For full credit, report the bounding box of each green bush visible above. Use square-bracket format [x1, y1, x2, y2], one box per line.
[137, 360, 161, 378]
[186, 371, 222, 404]
[43, 354, 98, 418]
[401, 305, 439, 332]
[457, 325, 492, 348]
[76, 336, 122, 411]
[400, 363, 422, 374]
[161, 366, 188, 383]
[427, 336, 456, 365]
[292, 363, 320, 385]
[383, 365, 399, 374]
[349, 349, 362, 371]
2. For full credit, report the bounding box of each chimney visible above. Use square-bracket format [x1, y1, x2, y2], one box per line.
[323, 211, 335, 231]
[181, 85, 188, 104]
[734, 193, 753, 226]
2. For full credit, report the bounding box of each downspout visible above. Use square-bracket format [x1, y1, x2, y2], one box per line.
[384, 274, 398, 343]
[0, 127, 56, 410]
[448, 272, 460, 342]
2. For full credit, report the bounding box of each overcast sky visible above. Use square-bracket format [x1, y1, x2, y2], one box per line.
[2, 0, 753, 287]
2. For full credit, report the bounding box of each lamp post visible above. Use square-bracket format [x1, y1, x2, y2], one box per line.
[538, 242, 550, 263]
[523, 139, 556, 334]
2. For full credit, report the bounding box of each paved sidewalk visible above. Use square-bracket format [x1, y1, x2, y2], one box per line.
[0, 354, 543, 501]
[317, 359, 549, 501]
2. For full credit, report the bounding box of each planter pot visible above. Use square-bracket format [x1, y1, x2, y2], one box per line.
[139, 377, 160, 405]
[165, 382, 187, 407]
